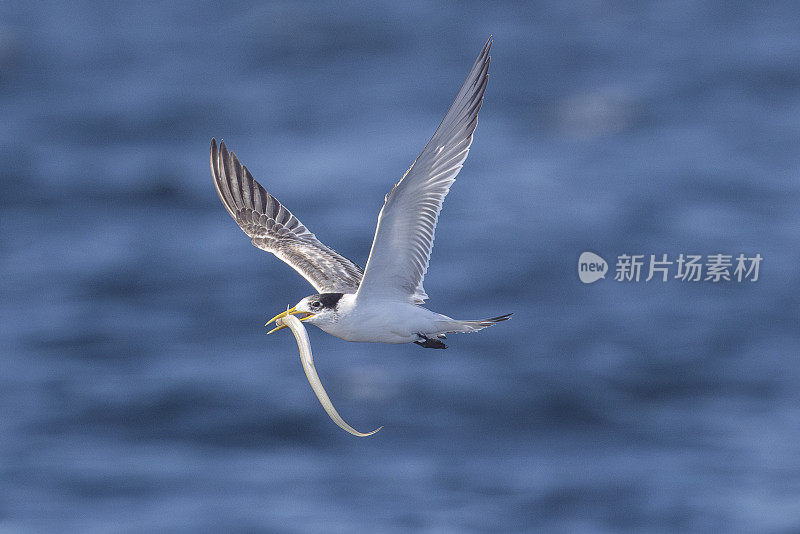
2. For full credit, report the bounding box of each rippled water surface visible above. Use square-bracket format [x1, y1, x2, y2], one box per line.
[2, 2, 800, 532]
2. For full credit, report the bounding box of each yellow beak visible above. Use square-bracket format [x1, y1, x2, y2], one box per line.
[265, 307, 315, 334]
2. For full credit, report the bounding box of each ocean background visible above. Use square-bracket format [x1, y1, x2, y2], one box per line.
[2, 1, 800, 532]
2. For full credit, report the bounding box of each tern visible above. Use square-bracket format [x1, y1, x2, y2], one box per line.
[211, 37, 510, 349]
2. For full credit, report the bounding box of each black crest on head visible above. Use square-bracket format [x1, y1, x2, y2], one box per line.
[317, 293, 344, 309]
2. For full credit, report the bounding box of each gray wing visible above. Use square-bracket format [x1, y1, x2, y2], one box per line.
[211, 139, 363, 293]
[356, 37, 491, 304]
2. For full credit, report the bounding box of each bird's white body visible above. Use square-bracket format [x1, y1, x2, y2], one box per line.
[304, 294, 447, 343]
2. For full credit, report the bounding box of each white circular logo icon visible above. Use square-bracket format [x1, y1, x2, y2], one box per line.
[578, 252, 607, 284]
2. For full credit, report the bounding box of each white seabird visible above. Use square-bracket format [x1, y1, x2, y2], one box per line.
[211, 37, 510, 350]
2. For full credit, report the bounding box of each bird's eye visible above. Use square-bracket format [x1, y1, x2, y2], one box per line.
[311, 301, 321, 309]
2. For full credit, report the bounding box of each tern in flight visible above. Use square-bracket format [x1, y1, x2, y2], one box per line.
[211, 37, 510, 350]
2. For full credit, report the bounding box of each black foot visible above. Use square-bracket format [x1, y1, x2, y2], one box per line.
[414, 334, 447, 349]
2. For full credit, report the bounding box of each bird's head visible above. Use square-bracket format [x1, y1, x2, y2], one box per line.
[266, 293, 345, 334]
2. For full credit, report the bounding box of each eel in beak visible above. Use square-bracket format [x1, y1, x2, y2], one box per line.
[275, 313, 382, 438]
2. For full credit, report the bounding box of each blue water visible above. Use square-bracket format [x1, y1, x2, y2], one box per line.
[2, 1, 800, 532]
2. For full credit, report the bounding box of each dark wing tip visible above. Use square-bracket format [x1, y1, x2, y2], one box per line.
[210, 140, 305, 242]
[424, 36, 491, 152]
[477, 36, 492, 66]
[211, 138, 248, 221]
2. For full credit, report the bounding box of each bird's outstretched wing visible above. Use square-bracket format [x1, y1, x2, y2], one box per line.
[211, 139, 363, 293]
[356, 37, 491, 304]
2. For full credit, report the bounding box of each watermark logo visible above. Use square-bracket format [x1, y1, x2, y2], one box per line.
[579, 252, 762, 283]
[578, 252, 608, 284]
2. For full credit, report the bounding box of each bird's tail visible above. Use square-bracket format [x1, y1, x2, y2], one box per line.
[436, 313, 513, 334]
